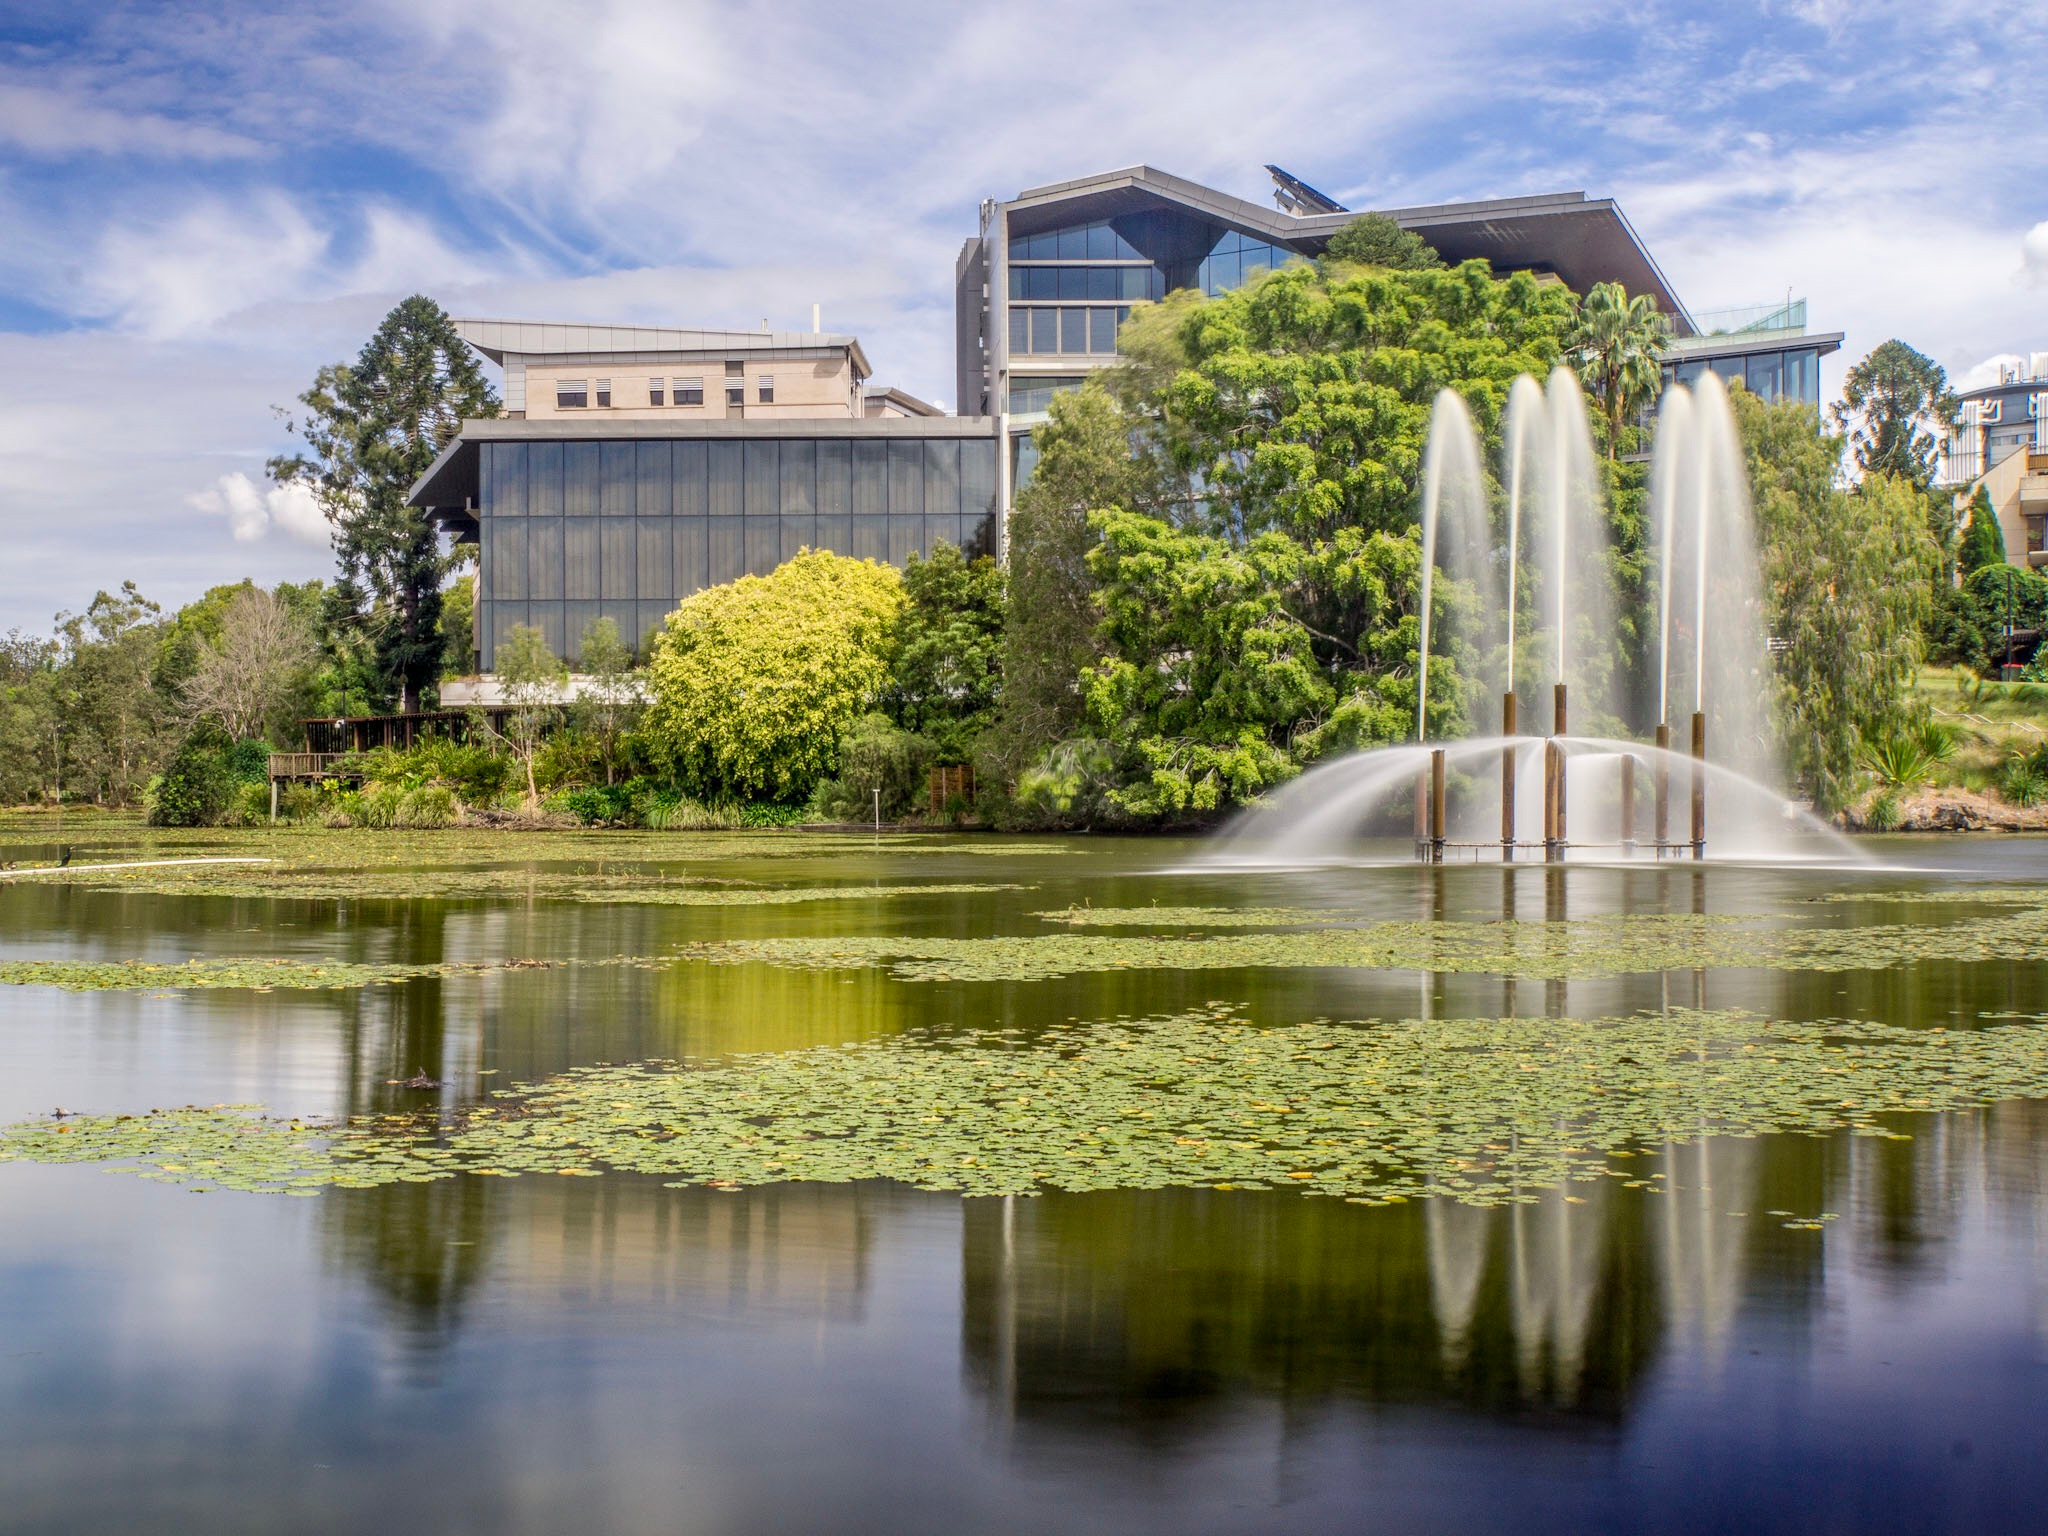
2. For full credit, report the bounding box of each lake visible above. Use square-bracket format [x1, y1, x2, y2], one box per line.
[3, 819, 2046, 1533]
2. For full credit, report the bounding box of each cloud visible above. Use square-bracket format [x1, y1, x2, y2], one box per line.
[2023, 221, 2048, 287]
[187, 473, 328, 545]
[0, 79, 261, 160]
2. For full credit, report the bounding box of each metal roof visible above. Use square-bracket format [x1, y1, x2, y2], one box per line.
[453, 318, 872, 379]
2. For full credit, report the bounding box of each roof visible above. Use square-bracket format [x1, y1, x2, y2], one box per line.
[453, 318, 872, 379]
[407, 414, 999, 517]
[1002, 164, 1697, 336]
[863, 384, 946, 418]
[1665, 330, 1845, 363]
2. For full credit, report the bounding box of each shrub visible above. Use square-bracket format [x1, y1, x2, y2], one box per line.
[1863, 789, 1901, 831]
[279, 783, 322, 822]
[552, 782, 638, 826]
[1857, 731, 1935, 790]
[642, 794, 741, 831]
[148, 727, 236, 826]
[736, 801, 811, 828]
[1998, 758, 2048, 808]
[812, 715, 934, 822]
[355, 782, 455, 829]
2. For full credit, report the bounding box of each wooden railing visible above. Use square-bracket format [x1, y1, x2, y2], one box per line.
[267, 752, 350, 780]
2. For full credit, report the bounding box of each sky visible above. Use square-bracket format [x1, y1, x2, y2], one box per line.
[1, 0, 2044, 634]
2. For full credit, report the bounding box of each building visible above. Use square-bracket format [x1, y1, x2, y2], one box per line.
[1941, 356, 2048, 567]
[410, 321, 997, 671]
[953, 164, 1841, 488]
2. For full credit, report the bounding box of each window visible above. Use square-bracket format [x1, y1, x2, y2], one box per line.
[758, 375, 775, 404]
[674, 377, 704, 406]
[649, 378, 665, 406]
[1007, 376, 1086, 414]
[726, 381, 746, 407]
[595, 378, 612, 407]
[556, 378, 588, 409]
[1029, 307, 1059, 355]
[1089, 308, 1118, 354]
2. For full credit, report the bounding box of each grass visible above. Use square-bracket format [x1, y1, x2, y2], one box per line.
[1914, 666, 2048, 794]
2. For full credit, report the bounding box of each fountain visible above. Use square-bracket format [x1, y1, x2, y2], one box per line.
[1211, 369, 1860, 867]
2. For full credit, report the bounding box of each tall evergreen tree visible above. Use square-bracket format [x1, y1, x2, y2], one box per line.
[1566, 281, 1670, 462]
[271, 296, 498, 713]
[1831, 339, 1958, 490]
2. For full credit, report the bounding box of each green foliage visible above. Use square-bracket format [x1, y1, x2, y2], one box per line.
[271, 295, 500, 712]
[1831, 339, 1958, 490]
[1863, 789, 1901, 830]
[812, 715, 935, 821]
[147, 726, 237, 827]
[1566, 281, 1670, 460]
[644, 549, 903, 804]
[572, 614, 646, 785]
[640, 792, 742, 831]
[441, 570, 476, 678]
[497, 622, 567, 807]
[1959, 487, 2006, 573]
[1997, 754, 2048, 808]
[884, 543, 1005, 762]
[1321, 213, 1441, 271]
[354, 782, 456, 829]
[1737, 389, 1938, 809]
[1858, 730, 1937, 789]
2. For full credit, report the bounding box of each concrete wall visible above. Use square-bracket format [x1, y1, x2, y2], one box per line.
[520, 351, 862, 423]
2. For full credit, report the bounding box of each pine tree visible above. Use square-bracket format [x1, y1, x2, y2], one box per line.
[271, 296, 498, 713]
[1831, 340, 1958, 490]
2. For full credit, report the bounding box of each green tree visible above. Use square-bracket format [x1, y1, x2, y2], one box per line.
[1831, 340, 1958, 490]
[644, 549, 903, 804]
[987, 387, 1142, 778]
[573, 614, 644, 785]
[884, 541, 1006, 762]
[1958, 485, 2006, 574]
[54, 583, 176, 805]
[0, 630, 60, 807]
[1322, 213, 1442, 271]
[1735, 388, 1938, 808]
[1566, 281, 1670, 462]
[496, 623, 566, 810]
[272, 295, 498, 714]
[441, 570, 476, 679]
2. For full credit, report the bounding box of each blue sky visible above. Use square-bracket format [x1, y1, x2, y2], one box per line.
[2, 0, 2044, 632]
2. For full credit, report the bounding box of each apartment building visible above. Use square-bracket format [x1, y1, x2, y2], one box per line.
[1942, 355, 2048, 567]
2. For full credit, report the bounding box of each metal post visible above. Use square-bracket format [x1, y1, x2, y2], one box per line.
[1654, 723, 1671, 858]
[1500, 692, 1518, 861]
[1413, 768, 1428, 860]
[1430, 748, 1447, 864]
[270, 779, 279, 825]
[1542, 740, 1559, 862]
[1552, 683, 1568, 855]
[1690, 711, 1707, 861]
[1620, 751, 1636, 854]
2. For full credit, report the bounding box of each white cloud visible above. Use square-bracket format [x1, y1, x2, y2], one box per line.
[2022, 221, 2048, 288]
[86, 194, 331, 336]
[0, 79, 261, 160]
[186, 472, 328, 545]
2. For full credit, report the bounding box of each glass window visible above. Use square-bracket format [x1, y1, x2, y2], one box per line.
[1056, 225, 1087, 259]
[779, 516, 811, 562]
[636, 519, 671, 601]
[1707, 356, 1744, 387]
[1782, 348, 1818, 405]
[488, 523, 526, 600]
[744, 516, 779, 576]
[1090, 309, 1118, 353]
[743, 442, 779, 519]
[525, 518, 563, 601]
[1207, 251, 1240, 294]
[636, 441, 671, 514]
[636, 602, 669, 656]
[1086, 223, 1116, 260]
[853, 440, 887, 516]
[887, 440, 923, 517]
[595, 379, 612, 407]
[962, 438, 996, 522]
[556, 379, 587, 409]
[1030, 307, 1059, 355]
[1012, 431, 1039, 493]
[708, 442, 742, 518]
[648, 378, 664, 407]
[673, 511, 708, 595]
[1673, 358, 1706, 386]
[725, 381, 745, 407]
[816, 510, 850, 556]
[1060, 308, 1089, 353]
[563, 601, 599, 662]
[563, 443, 599, 517]
[758, 375, 775, 404]
[1009, 307, 1028, 354]
[816, 439, 851, 518]
[675, 442, 708, 520]
[923, 439, 960, 519]
[600, 441, 634, 515]
[780, 439, 815, 517]
[1007, 376, 1086, 414]
[709, 517, 744, 586]
[487, 441, 527, 516]
[1746, 351, 1783, 402]
[600, 517, 634, 599]
[888, 513, 921, 564]
[851, 514, 888, 562]
[564, 517, 599, 600]
[529, 602, 566, 661]
[675, 377, 704, 406]
[528, 443, 563, 516]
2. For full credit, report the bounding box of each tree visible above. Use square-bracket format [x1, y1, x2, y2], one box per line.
[272, 295, 499, 714]
[987, 387, 1142, 778]
[441, 570, 476, 679]
[184, 586, 319, 743]
[496, 624, 566, 810]
[1566, 281, 1670, 461]
[1957, 485, 2006, 574]
[1735, 388, 1938, 808]
[1832, 340, 1958, 490]
[643, 549, 903, 804]
[573, 615, 644, 785]
[54, 583, 176, 805]
[1322, 214, 1442, 271]
[884, 541, 1006, 762]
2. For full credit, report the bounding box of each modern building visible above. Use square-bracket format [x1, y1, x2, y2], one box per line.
[411, 321, 996, 670]
[1941, 354, 2048, 566]
[954, 164, 1840, 488]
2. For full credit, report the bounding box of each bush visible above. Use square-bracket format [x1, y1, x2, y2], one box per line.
[812, 715, 934, 822]
[1863, 789, 1901, 831]
[1857, 731, 1936, 790]
[1998, 757, 2048, 808]
[355, 782, 455, 829]
[148, 727, 236, 826]
[279, 782, 323, 822]
[551, 782, 638, 826]
[642, 794, 741, 831]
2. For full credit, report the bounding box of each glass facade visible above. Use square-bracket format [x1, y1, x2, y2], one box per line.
[1669, 346, 1822, 406]
[1007, 376, 1087, 415]
[1008, 220, 1142, 262]
[475, 435, 1000, 668]
[1008, 265, 1164, 302]
[1195, 228, 1296, 296]
[1009, 305, 1130, 356]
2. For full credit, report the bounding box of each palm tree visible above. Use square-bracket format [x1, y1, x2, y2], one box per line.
[1567, 282, 1671, 460]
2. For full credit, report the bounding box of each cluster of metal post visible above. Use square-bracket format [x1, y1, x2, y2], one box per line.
[1415, 691, 1708, 864]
